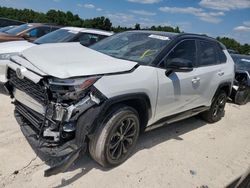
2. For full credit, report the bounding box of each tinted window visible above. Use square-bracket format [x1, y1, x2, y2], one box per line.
[90, 32, 171, 65]
[34, 29, 78, 44]
[74, 33, 108, 46]
[217, 45, 227, 63]
[5, 24, 33, 35]
[0, 26, 16, 32]
[27, 26, 51, 38]
[164, 40, 196, 68]
[199, 41, 218, 66]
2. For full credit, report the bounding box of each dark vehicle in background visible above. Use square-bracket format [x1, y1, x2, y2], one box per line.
[0, 23, 60, 42]
[0, 17, 24, 27]
[228, 49, 239, 54]
[230, 54, 250, 105]
[0, 25, 17, 33]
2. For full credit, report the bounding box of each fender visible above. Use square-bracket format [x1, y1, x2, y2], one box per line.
[214, 82, 232, 99]
[75, 92, 152, 145]
[101, 93, 152, 119]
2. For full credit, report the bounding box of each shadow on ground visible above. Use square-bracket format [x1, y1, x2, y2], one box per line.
[52, 116, 208, 188]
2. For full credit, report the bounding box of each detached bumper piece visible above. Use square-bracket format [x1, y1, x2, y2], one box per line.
[14, 102, 87, 176]
[0, 82, 10, 96]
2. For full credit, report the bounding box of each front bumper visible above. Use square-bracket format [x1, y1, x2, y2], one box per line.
[0, 60, 9, 83]
[14, 102, 77, 158]
[0, 82, 9, 95]
[5, 62, 106, 176]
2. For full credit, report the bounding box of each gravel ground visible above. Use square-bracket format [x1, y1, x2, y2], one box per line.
[0, 94, 249, 188]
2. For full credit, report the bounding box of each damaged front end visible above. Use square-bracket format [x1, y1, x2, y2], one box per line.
[6, 67, 106, 176]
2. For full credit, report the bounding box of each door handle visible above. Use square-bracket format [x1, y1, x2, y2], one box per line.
[218, 71, 224, 76]
[192, 77, 200, 84]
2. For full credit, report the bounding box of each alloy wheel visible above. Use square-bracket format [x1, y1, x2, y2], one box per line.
[108, 117, 137, 161]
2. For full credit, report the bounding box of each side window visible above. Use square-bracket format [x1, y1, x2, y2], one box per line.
[217, 45, 227, 63]
[27, 27, 50, 38]
[98, 35, 109, 41]
[27, 28, 38, 37]
[74, 33, 108, 46]
[198, 41, 219, 66]
[74, 33, 100, 46]
[164, 40, 196, 68]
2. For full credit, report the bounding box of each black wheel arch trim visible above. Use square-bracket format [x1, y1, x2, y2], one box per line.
[214, 82, 232, 99]
[75, 92, 152, 145]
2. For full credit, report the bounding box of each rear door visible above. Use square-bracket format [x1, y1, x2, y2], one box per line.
[193, 40, 226, 106]
[154, 39, 201, 121]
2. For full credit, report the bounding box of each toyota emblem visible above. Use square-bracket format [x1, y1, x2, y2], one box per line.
[16, 67, 26, 79]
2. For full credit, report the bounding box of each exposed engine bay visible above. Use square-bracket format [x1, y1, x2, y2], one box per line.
[4, 67, 107, 176]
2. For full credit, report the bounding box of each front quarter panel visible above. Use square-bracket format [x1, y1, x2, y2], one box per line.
[94, 65, 158, 124]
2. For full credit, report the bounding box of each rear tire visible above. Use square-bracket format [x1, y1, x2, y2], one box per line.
[201, 91, 227, 123]
[89, 105, 140, 167]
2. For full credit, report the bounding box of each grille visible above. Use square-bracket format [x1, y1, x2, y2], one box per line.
[8, 69, 47, 105]
[15, 102, 44, 133]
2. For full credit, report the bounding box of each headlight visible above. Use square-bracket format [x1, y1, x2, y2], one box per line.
[0, 52, 19, 60]
[49, 76, 101, 101]
[49, 76, 101, 91]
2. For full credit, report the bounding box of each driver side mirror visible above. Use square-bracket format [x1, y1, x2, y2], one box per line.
[165, 58, 193, 76]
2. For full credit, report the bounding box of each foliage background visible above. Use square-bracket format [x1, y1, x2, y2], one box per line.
[0, 6, 249, 54]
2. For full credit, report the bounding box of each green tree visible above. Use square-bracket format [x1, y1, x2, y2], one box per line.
[0, 5, 249, 54]
[134, 23, 140, 30]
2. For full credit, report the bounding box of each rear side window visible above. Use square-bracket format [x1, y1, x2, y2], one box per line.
[217, 45, 227, 63]
[198, 41, 218, 66]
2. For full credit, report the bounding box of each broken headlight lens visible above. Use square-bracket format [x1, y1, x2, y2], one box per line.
[49, 76, 101, 101]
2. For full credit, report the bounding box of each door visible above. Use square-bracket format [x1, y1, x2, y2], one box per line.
[193, 40, 226, 106]
[154, 39, 201, 121]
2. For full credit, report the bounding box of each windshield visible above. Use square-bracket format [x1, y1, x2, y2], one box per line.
[90, 32, 171, 65]
[0, 26, 16, 33]
[34, 29, 78, 44]
[5, 23, 32, 35]
[232, 55, 250, 71]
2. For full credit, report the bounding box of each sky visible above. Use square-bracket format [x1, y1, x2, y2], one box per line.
[0, 0, 250, 44]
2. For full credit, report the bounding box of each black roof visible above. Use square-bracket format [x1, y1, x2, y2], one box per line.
[126, 30, 226, 49]
[126, 30, 215, 40]
[126, 30, 178, 39]
[0, 17, 25, 27]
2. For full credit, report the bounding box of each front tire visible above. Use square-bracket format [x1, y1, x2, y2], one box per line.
[89, 105, 140, 167]
[201, 91, 227, 123]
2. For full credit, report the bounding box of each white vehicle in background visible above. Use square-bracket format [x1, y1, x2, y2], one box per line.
[0, 27, 113, 82]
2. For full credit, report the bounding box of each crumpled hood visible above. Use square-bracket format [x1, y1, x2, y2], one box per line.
[0, 41, 36, 54]
[19, 43, 138, 79]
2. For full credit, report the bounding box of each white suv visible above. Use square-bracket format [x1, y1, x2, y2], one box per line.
[2, 31, 234, 176]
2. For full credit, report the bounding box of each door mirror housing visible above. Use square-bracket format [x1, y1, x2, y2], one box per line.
[165, 58, 193, 76]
